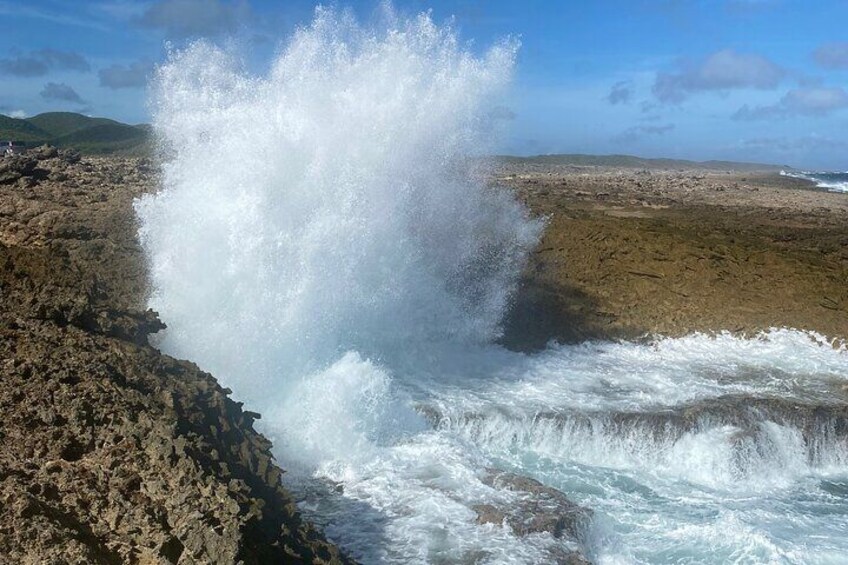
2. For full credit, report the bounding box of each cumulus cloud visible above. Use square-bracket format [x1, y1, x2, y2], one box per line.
[99, 61, 155, 89]
[0, 55, 47, 77]
[136, 0, 249, 38]
[653, 49, 784, 103]
[733, 86, 848, 120]
[40, 82, 85, 104]
[613, 123, 675, 143]
[39, 49, 91, 72]
[607, 81, 633, 105]
[782, 87, 848, 114]
[813, 42, 848, 70]
[0, 48, 90, 77]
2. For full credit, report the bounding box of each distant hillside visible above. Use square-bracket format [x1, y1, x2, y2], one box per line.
[0, 112, 149, 155]
[496, 153, 790, 172]
[53, 123, 149, 154]
[0, 115, 51, 143]
[26, 112, 123, 138]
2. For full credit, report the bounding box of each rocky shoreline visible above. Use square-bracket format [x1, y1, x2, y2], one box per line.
[501, 164, 847, 348]
[1, 151, 845, 562]
[0, 151, 349, 563]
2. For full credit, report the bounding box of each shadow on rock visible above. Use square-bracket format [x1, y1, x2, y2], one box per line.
[501, 277, 641, 352]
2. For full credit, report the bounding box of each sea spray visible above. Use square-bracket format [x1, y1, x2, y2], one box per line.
[136, 9, 558, 560]
[136, 6, 542, 404]
[136, 6, 848, 564]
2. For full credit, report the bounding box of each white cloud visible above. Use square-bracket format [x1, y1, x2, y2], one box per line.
[654, 49, 784, 103]
[40, 82, 86, 104]
[99, 61, 155, 89]
[0, 49, 90, 77]
[733, 86, 848, 120]
[813, 42, 848, 70]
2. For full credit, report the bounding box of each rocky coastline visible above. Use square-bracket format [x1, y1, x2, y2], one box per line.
[0, 150, 348, 563]
[1, 151, 845, 562]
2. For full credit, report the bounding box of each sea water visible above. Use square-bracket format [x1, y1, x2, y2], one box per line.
[781, 170, 848, 193]
[136, 7, 848, 563]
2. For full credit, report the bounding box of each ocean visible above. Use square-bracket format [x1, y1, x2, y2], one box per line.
[135, 7, 848, 564]
[781, 170, 848, 193]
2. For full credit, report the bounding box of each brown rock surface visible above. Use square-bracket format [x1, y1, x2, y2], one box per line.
[476, 470, 591, 541]
[500, 165, 848, 348]
[0, 150, 349, 563]
[473, 470, 592, 565]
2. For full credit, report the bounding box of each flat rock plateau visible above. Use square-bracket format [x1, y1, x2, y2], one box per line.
[500, 163, 847, 349]
[1, 150, 846, 563]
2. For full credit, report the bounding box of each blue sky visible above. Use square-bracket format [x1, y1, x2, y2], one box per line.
[1, 0, 846, 168]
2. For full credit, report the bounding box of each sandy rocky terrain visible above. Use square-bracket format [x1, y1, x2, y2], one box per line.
[1, 149, 845, 563]
[500, 163, 847, 348]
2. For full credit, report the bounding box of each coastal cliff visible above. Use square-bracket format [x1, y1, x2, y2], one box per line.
[0, 150, 348, 563]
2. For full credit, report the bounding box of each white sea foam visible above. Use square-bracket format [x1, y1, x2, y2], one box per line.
[781, 169, 848, 192]
[138, 5, 848, 563]
[136, 6, 541, 401]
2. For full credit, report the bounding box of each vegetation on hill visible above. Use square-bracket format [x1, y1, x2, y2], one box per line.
[0, 114, 51, 143]
[53, 123, 149, 155]
[26, 112, 122, 138]
[0, 112, 149, 155]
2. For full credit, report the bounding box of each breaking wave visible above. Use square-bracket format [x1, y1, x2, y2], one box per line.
[137, 6, 848, 563]
[781, 170, 848, 193]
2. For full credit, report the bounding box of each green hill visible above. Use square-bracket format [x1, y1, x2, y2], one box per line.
[496, 153, 789, 172]
[53, 123, 149, 154]
[0, 112, 150, 154]
[0, 114, 51, 143]
[26, 112, 122, 138]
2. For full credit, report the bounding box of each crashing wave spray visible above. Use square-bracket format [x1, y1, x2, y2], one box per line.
[134, 9, 848, 561]
[136, 7, 542, 408]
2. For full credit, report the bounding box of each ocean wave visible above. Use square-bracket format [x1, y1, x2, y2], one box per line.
[780, 170, 848, 193]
